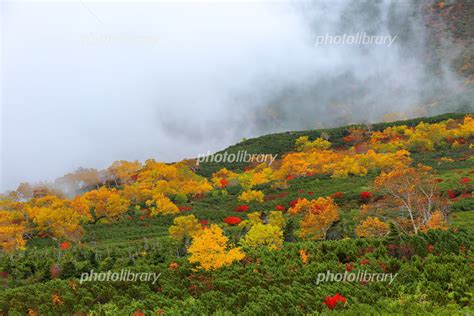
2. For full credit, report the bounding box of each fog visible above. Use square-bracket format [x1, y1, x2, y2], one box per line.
[0, 0, 464, 192]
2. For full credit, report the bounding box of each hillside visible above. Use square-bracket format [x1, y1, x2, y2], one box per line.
[0, 113, 473, 315]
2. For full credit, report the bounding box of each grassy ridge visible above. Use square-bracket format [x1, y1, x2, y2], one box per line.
[0, 113, 473, 315]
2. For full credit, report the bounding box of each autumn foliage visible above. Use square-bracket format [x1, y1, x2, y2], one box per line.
[187, 224, 245, 270]
[356, 217, 390, 238]
[373, 165, 449, 234]
[288, 197, 340, 240]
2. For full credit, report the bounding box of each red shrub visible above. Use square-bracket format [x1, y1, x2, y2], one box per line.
[359, 191, 372, 200]
[323, 293, 347, 310]
[59, 242, 71, 250]
[460, 177, 471, 184]
[427, 244, 435, 254]
[331, 191, 345, 199]
[234, 205, 250, 212]
[289, 199, 299, 208]
[345, 263, 354, 272]
[359, 259, 370, 265]
[224, 216, 242, 225]
[220, 178, 229, 188]
[447, 190, 457, 199]
[275, 205, 286, 211]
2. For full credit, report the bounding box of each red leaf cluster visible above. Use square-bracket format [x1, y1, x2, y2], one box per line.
[234, 205, 249, 212]
[223, 216, 242, 225]
[359, 191, 372, 200]
[331, 191, 345, 199]
[59, 242, 71, 250]
[275, 205, 286, 211]
[220, 178, 229, 188]
[323, 293, 346, 310]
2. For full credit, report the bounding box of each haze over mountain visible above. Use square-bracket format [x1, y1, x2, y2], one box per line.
[1, 0, 471, 192]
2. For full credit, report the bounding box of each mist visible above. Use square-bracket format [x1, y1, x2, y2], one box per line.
[0, 0, 466, 192]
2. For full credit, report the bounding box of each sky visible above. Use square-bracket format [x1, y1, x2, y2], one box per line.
[0, 0, 462, 192]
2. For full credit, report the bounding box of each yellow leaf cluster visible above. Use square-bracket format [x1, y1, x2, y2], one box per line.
[239, 211, 286, 230]
[168, 215, 202, 242]
[238, 190, 264, 203]
[148, 193, 179, 215]
[0, 210, 27, 252]
[295, 136, 331, 151]
[82, 187, 130, 221]
[188, 224, 245, 270]
[370, 116, 474, 152]
[355, 217, 390, 238]
[240, 223, 283, 250]
[422, 211, 449, 232]
[275, 149, 410, 180]
[32, 207, 83, 241]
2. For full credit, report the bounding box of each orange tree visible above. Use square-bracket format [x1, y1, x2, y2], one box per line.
[373, 164, 449, 234]
[81, 187, 130, 223]
[288, 197, 340, 240]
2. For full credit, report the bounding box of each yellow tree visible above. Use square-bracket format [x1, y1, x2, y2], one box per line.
[355, 217, 390, 238]
[147, 192, 179, 216]
[188, 224, 245, 270]
[169, 215, 202, 246]
[108, 160, 142, 186]
[297, 197, 339, 240]
[31, 207, 83, 241]
[0, 210, 28, 252]
[295, 136, 331, 151]
[240, 223, 283, 250]
[70, 196, 93, 222]
[29, 195, 70, 210]
[82, 187, 130, 222]
[268, 211, 286, 229]
[138, 160, 212, 198]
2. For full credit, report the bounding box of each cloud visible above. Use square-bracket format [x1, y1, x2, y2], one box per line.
[0, 0, 464, 192]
